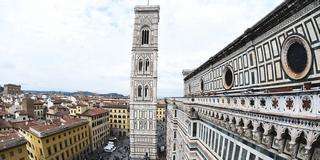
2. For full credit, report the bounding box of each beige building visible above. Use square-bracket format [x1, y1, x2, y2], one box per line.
[79, 107, 109, 151]
[33, 101, 46, 120]
[68, 105, 77, 116]
[76, 103, 89, 114]
[156, 101, 166, 121]
[105, 105, 130, 137]
[17, 116, 90, 160]
[69, 102, 90, 116]
[46, 105, 69, 120]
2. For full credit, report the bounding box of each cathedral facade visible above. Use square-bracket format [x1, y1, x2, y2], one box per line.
[129, 5, 159, 160]
[166, 1, 320, 160]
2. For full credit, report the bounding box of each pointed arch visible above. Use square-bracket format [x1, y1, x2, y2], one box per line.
[144, 85, 149, 98]
[145, 58, 150, 72]
[141, 26, 150, 45]
[138, 85, 142, 97]
[200, 79, 204, 92]
[138, 59, 143, 72]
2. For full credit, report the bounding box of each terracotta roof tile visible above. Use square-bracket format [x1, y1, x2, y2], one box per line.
[0, 109, 11, 116]
[0, 130, 27, 152]
[16, 116, 88, 138]
[80, 108, 108, 117]
[0, 120, 12, 129]
[14, 110, 29, 115]
[34, 101, 44, 105]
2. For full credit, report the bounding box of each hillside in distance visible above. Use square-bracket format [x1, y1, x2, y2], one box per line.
[23, 90, 128, 98]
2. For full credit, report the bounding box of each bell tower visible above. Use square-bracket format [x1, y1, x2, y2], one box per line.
[129, 5, 159, 160]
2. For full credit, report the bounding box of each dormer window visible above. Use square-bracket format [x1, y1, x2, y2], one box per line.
[141, 28, 150, 45]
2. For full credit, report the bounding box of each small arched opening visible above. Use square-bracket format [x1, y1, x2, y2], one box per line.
[138, 85, 142, 97]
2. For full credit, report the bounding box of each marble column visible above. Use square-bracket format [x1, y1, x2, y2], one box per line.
[243, 119, 252, 139]
[252, 121, 262, 143]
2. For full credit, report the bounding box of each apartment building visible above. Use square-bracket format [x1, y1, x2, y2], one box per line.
[17, 116, 90, 160]
[105, 105, 130, 137]
[79, 107, 109, 151]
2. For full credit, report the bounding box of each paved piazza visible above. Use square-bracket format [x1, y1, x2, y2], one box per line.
[88, 137, 130, 160]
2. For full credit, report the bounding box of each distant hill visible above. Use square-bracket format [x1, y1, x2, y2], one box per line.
[23, 90, 128, 98]
[100, 93, 128, 98]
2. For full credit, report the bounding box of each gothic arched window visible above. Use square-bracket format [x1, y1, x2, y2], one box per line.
[138, 85, 142, 97]
[145, 59, 150, 72]
[141, 28, 150, 45]
[144, 85, 149, 98]
[138, 59, 143, 72]
[200, 79, 204, 92]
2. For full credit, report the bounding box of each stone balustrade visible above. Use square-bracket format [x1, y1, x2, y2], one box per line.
[167, 91, 320, 160]
[173, 90, 320, 120]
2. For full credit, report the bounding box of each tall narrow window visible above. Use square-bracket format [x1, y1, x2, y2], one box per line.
[141, 29, 149, 45]
[138, 59, 143, 72]
[145, 59, 150, 72]
[200, 79, 204, 92]
[144, 85, 148, 98]
[146, 30, 149, 44]
[142, 30, 145, 44]
[138, 85, 142, 97]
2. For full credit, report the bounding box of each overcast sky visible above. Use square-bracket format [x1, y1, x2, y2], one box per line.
[0, 0, 283, 97]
